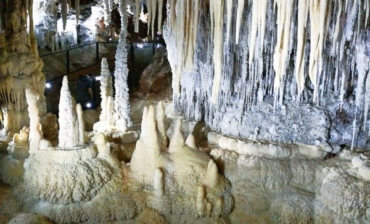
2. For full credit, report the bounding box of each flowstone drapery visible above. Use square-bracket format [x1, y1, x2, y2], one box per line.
[163, 0, 370, 148]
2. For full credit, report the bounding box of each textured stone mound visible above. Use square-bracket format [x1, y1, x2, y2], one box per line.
[138, 48, 172, 100]
[210, 139, 370, 223]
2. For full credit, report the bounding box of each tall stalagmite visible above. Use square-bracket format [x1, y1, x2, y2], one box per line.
[113, 0, 132, 131]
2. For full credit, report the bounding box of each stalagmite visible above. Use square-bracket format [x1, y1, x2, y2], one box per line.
[196, 186, 205, 217]
[147, 105, 160, 147]
[214, 196, 223, 217]
[168, 119, 185, 153]
[99, 58, 113, 130]
[185, 134, 198, 150]
[153, 168, 164, 197]
[13, 127, 29, 146]
[156, 101, 168, 148]
[134, 0, 140, 33]
[26, 88, 42, 152]
[113, 0, 132, 131]
[77, 104, 85, 145]
[185, 134, 197, 150]
[58, 76, 79, 149]
[236, 0, 245, 45]
[203, 159, 219, 188]
[206, 201, 212, 217]
[211, 0, 224, 102]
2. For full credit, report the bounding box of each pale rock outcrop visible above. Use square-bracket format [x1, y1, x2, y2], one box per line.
[8, 213, 52, 224]
[210, 136, 370, 223]
[26, 88, 42, 152]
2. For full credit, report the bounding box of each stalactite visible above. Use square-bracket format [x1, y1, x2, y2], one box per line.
[163, 0, 370, 147]
[295, 0, 308, 97]
[211, 0, 224, 103]
[61, 0, 67, 30]
[109, 0, 114, 13]
[249, 0, 259, 64]
[273, 0, 294, 105]
[171, 0, 177, 29]
[75, 0, 80, 25]
[104, 0, 110, 24]
[236, 0, 245, 45]
[151, 0, 157, 39]
[226, 0, 232, 43]
[28, 0, 38, 55]
[147, 0, 152, 35]
[364, 74, 370, 130]
[308, 0, 330, 102]
[134, 0, 140, 33]
[157, 0, 164, 34]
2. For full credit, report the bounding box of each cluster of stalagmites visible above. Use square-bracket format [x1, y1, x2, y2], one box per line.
[1, 81, 232, 222]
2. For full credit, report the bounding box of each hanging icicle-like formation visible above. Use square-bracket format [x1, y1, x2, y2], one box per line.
[249, 0, 268, 65]
[210, 0, 224, 103]
[134, 0, 141, 33]
[61, 0, 67, 30]
[157, 0, 164, 34]
[164, 0, 199, 96]
[75, 0, 80, 25]
[235, 0, 245, 45]
[164, 0, 370, 147]
[146, 0, 165, 38]
[295, 0, 308, 98]
[273, 0, 294, 105]
[151, 0, 157, 39]
[104, 0, 110, 24]
[308, 0, 331, 103]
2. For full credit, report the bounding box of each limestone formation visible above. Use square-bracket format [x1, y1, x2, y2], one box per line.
[0, 0, 46, 136]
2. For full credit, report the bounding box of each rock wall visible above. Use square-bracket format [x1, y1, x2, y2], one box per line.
[0, 0, 46, 136]
[163, 0, 370, 148]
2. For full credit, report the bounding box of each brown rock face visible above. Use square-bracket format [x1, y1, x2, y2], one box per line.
[138, 48, 172, 100]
